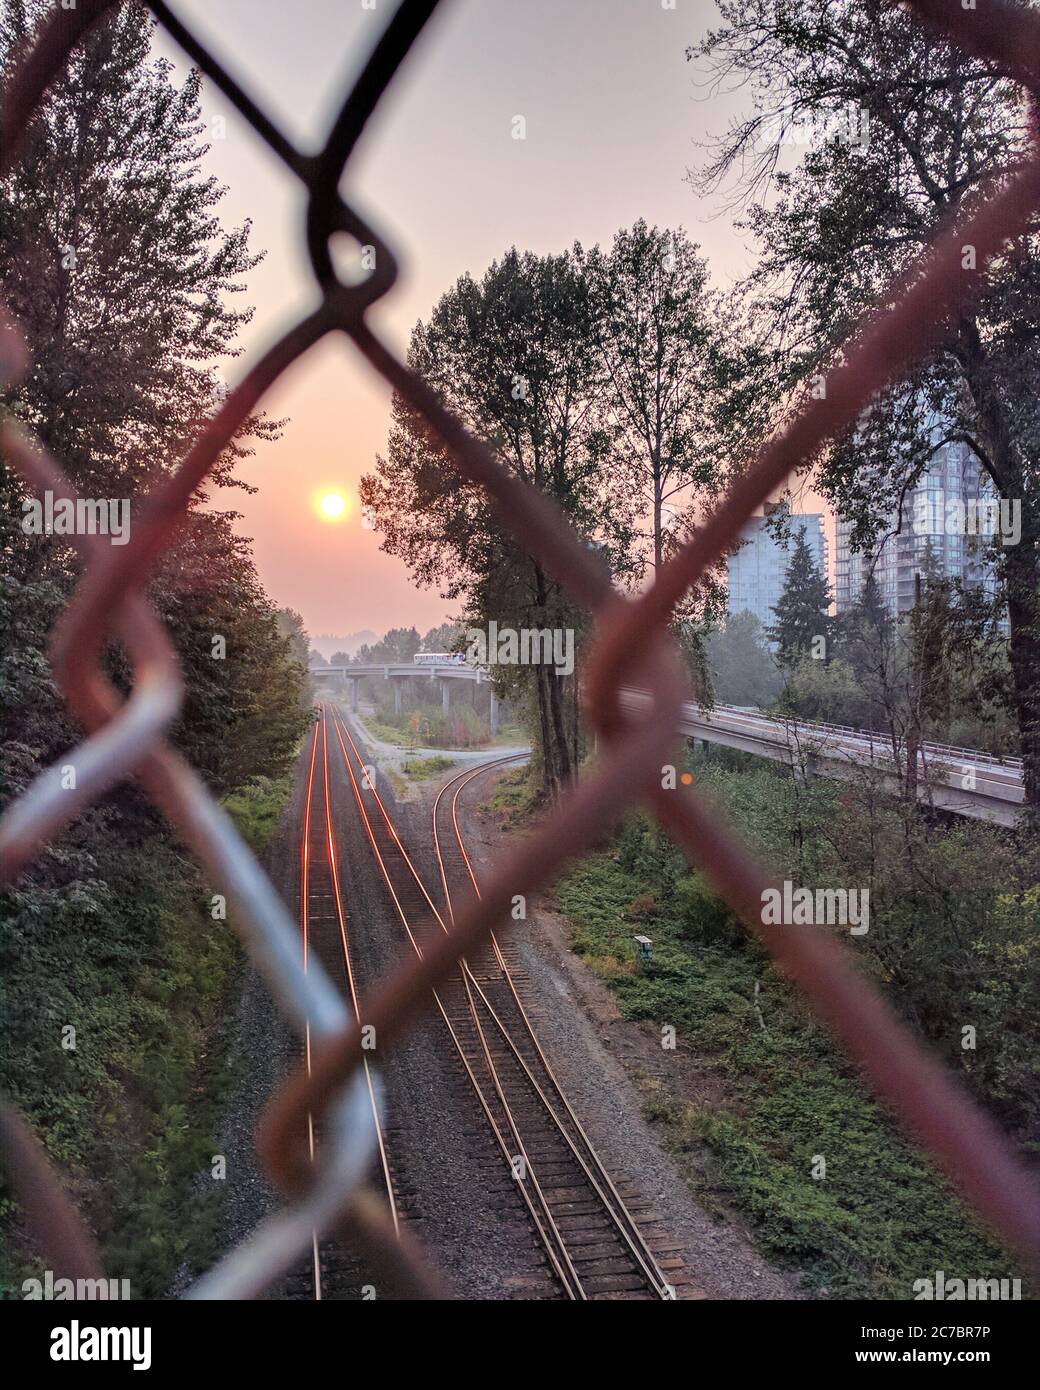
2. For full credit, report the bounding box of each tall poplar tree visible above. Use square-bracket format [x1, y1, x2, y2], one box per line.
[361, 249, 636, 798]
[578, 221, 723, 574]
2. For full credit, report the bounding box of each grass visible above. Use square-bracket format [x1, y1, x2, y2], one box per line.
[358, 703, 493, 751]
[482, 764, 541, 827]
[491, 724, 526, 747]
[401, 755, 456, 779]
[361, 719, 409, 747]
[223, 773, 294, 854]
[3, 768, 301, 1295]
[554, 807, 1017, 1300]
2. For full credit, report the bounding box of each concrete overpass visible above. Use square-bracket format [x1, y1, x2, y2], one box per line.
[308, 662, 498, 727]
[309, 664, 1023, 821]
[618, 689, 1025, 827]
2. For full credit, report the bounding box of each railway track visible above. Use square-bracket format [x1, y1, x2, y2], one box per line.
[328, 704, 691, 1300]
[289, 708, 398, 1300]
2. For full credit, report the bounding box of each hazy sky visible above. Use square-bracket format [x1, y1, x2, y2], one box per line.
[157, 0, 758, 642]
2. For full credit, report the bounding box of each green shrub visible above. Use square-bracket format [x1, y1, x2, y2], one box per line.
[222, 773, 293, 853]
[555, 773, 1031, 1299]
[0, 828, 239, 1297]
[401, 755, 456, 779]
[965, 886, 1040, 1143]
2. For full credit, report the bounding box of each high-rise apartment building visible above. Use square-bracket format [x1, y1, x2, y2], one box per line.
[835, 437, 1003, 617]
[726, 507, 828, 628]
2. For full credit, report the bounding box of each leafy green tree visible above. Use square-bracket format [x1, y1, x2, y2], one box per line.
[902, 570, 1007, 777]
[830, 573, 894, 730]
[0, 0, 292, 794]
[422, 621, 464, 653]
[0, 0, 305, 1284]
[691, 0, 1040, 803]
[966, 884, 1040, 1139]
[275, 608, 311, 668]
[766, 526, 832, 664]
[381, 627, 422, 662]
[361, 249, 637, 797]
[356, 626, 422, 663]
[160, 521, 310, 795]
[0, 0, 271, 515]
[578, 221, 725, 575]
[777, 652, 874, 727]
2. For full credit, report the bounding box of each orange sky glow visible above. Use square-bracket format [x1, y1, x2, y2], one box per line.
[158, 1, 804, 646]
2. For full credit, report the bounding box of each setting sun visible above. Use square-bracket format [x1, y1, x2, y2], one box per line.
[316, 490, 349, 523]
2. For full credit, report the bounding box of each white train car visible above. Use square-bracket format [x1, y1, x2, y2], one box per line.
[413, 651, 467, 666]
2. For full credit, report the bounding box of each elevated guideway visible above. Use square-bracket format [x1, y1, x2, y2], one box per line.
[309, 661, 492, 723]
[310, 665, 1024, 823]
[618, 689, 1025, 827]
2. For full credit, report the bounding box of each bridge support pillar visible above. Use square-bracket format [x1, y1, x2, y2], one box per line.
[489, 690, 499, 734]
[350, 678, 359, 713]
[393, 680, 403, 717]
[441, 680, 450, 717]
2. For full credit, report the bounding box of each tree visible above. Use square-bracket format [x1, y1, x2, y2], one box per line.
[838, 573, 892, 659]
[361, 249, 637, 798]
[356, 626, 421, 664]
[0, 0, 273, 519]
[691, 0, 1040, 804]
[381, 627, 422, 662]
[578, 221, 724, 574]
[422, 621, 464, 653]
[831, 572, 894, 730]
[0, 0, 300, 785]
[777, 651, 872, 726]
[902, 569, 1004, 779]
[766, 526, 832, 663]
[0, 0, 305, 1284]
[162, 531, 310, 795]
[0, 0, 299, 797]
[275, 608, 311, 668]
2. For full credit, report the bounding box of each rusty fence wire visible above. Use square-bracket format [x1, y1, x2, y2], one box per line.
[1, 0, 1039, 1299]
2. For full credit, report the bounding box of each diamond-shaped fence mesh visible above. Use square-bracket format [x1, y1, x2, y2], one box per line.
[1, 0, 1038, 1298]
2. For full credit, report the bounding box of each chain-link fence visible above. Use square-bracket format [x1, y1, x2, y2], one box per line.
[2, 0, 1039, 1298]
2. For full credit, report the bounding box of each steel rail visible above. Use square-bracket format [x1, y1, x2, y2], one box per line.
[300, 710, 399, 1299]
[317, 710, 399, 1237]
[325, 709, 583, 1296]
[326, 711, 583, 1295]
[434, 756, 677, 1300]
[338, 713, 673, 1298]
